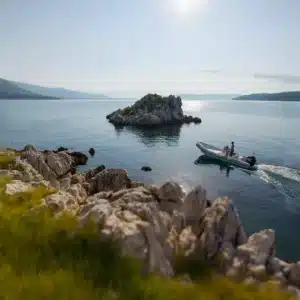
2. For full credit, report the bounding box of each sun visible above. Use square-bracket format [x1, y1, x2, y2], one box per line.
[166, 0, 208, 16]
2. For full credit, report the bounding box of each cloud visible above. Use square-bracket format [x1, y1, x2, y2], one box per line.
[254, 73, 300, 84]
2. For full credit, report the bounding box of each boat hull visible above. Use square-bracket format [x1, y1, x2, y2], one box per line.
[196, 142, 257, 171]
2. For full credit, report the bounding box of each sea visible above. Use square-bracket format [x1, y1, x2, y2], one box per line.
[0, 98, 300, 261]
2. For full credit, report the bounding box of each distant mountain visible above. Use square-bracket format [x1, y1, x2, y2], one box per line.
[14, 81, 108, 99]
[0, 78, 58, 99]
[234, 92, 300, 101]
[179, 93, 241, 100]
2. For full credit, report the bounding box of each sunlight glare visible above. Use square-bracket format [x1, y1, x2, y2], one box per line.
[167, 0, 208, 17]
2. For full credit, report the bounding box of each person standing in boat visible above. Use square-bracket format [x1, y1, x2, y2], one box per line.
[229, 141, 235, 157]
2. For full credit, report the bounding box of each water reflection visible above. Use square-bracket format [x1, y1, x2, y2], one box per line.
[114, 125, 182, 147]
[194, 155, 234, 177]
[194, 155, 254, 178]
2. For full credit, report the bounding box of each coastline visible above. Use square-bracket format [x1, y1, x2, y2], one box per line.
[0, 145, 300, 298]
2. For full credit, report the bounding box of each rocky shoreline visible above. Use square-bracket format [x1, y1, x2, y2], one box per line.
[106, 94, 202, 127]
[1, 145, 300, 298]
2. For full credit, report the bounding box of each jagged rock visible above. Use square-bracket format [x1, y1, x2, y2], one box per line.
[182, 185, 207, 225]
[45, 191, 78, 213]
[156, 181, 185, 213]
[71, 173, 85, 185]
[78, 199, 112, 226]
[287, 262, 300, 288]
[21, 150, 68, 186]
[85, 165, 106, 180]
[267, 257, 288, 274]
[176, 226, 197, 257]
[5, 180, 33, 195]
[88, 168, 131, 195]
[237, 229, 275, 266]
[194, 197, 247, 259]
[59, 175, 71, 190]
[110, 186, 155, 204]
[106, 94, 202, 127]
[66, 184, 87, 204]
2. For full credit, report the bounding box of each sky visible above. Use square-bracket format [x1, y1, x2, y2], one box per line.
[1, 0, 300, 96]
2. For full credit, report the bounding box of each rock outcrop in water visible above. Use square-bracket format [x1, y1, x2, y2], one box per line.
[1, 145, 300, 298]
[106, 94, 202, 127]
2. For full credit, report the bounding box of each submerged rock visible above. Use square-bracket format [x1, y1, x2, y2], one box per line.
[106, 94, 202, 127]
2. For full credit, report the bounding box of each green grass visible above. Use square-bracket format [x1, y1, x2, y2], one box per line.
[0, 167, 296, 299]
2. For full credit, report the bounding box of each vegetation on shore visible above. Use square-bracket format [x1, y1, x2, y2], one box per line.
[0, 153, 295, 299]
[120, 94, 170, 117]
[234, 91, 300, 101]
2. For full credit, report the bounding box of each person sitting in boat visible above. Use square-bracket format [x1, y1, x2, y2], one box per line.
[223, 145, 229, 156]
[229, 141, 235, 157]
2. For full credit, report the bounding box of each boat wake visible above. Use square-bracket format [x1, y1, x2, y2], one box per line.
[256, 164, 300, 200]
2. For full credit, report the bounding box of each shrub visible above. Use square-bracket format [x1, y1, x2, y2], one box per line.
[0, 154, 16, 169]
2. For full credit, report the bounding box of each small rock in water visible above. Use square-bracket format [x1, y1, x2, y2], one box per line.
[69, 152, 88, 165]
[57, 146, 69, 152]
[141, 166, 152, 172]
[89, 148, 95, 156]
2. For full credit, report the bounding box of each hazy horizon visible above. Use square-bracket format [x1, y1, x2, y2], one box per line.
[2, 0, 300, 96]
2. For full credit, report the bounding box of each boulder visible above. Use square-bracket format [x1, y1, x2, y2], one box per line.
[45, 191, 78, 213]
[5, 180, 33, 195]
[237, 229, 275, 266]
[69, 152, 88, 166]
[155, 181, 185, 213]
[88, 168, 131, 195]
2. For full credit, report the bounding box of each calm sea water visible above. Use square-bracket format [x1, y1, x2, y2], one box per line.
[1, 99, 300, 261]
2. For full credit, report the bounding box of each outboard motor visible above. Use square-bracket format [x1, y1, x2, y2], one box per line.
[246, 156, 257, 167]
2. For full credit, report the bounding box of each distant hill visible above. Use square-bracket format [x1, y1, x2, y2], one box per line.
[179, 93, 240, 100]
[0, 78, 58, 99]
[14, 81, 108, 99]
[234, 91, 300, 101]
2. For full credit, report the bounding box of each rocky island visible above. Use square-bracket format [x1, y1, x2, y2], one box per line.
[0, 145, 299, 299]
[106, 93, 202, 127]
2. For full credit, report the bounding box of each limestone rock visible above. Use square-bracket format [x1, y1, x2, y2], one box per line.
[5, 180, 33, 195]
[88, 168, 131, 194]
[156, 181, 185, 213]
[195, 197, 247, 258]
[182, 185, 207, 225]
[45, 191, 78, 213]
[85, 165, 106, 180]
[66, 183, 87, 204]
[288, 262, 300, 288]
[237, 229, 275, 266]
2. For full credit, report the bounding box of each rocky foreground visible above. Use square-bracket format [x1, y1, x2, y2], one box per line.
[106, 94, 202, 127]
[1, 145, 300, 298]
